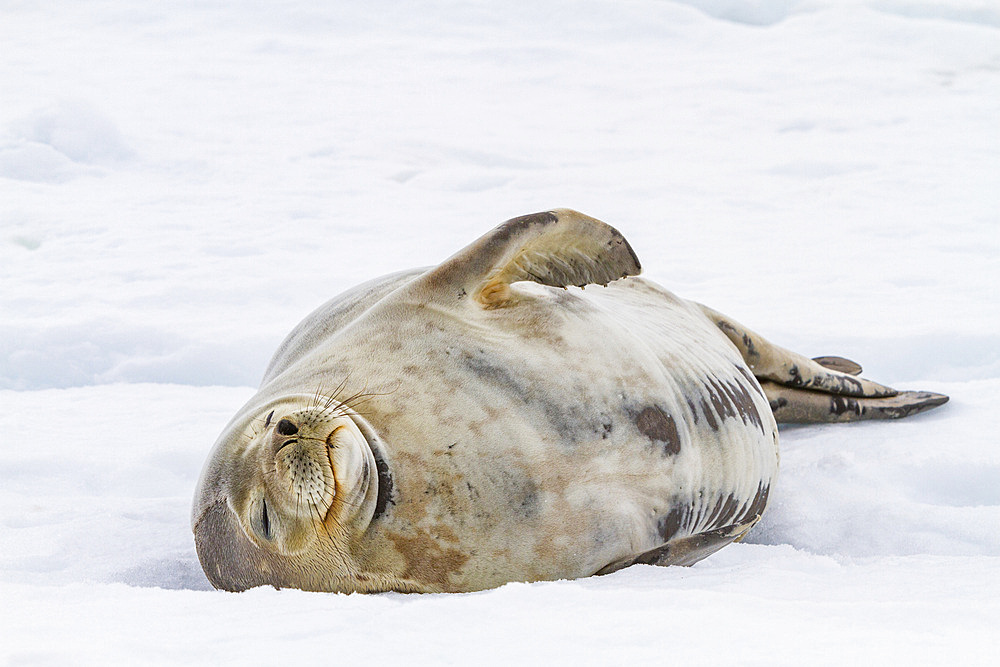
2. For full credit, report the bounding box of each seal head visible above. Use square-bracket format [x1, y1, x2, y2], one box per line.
[193, 395, 383, 591]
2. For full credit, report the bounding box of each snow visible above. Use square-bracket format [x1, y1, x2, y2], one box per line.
[1, 0, 998, 663]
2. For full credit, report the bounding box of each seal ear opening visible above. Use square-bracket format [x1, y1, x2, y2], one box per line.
[414, 209, 642, 309]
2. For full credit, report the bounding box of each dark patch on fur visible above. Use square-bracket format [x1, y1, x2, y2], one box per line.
[518, 489, 539, 518]
[485, 466, 540, 520]
[734, 364, 766, 399]
[642, 484, 770, 572]
[462, 349, 609, 446]
[696, 376, 766, 435]
[720, 377, 766, 435]
[706, 378, 736, 425]
[743, 482, 770, 522]
[833, 374, 864, 395]
[704, 495, 725, 527]
[700, 484, 770, 534]
[462, 351, 521, 390]
[830, 395, 862, 417]
[657, 507, 686, 542]
[634, 405, 681, 456]
[702, 494, 743, 530]
[685, 397, 700, 425]
[699, 394, 720, 430]
[784, 364, 868, 396]
[718, 320, 759, 362]
[370, 441, 395, 522]
[718, 321, 739, 337]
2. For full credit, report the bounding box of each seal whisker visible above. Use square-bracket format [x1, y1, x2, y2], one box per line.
[305, 493, 342, 545]
[327, 376, 351, 409]
[309, 385, 327, 411]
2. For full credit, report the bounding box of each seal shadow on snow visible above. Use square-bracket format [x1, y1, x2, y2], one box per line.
[116, 557, 215, 591]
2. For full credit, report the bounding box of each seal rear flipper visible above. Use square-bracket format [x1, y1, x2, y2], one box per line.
[697, 304, 897, 398]
[595, 518, 757, 576]
[763, 381, 949, 423]
[812, 356, 862, 376]
[412, 209, 641, 309]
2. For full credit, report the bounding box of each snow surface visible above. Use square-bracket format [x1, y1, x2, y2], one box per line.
[2, 0, 998, 664]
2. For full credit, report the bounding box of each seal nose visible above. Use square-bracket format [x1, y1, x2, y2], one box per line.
[276, 419, 299, 436]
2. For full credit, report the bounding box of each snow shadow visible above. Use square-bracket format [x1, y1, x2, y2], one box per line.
[115, 557, 214, 591]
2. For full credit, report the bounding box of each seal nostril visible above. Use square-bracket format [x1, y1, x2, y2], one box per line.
[276, 419, 298, 436]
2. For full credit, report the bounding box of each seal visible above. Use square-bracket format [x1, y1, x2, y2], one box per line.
[192, 209, 948, 593]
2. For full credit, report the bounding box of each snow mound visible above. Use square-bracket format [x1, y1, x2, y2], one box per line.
[672, 0, 1000, 27]
[869, 0, 1000, 27]
[0, 101, 132, 182]
[670, 0, 808, 25]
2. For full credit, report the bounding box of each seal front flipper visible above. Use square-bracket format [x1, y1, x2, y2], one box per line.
[697, 304, 897, 398]
[594, 518, 758, 576]
[763, 382, 949, 423]
[412, 209, 641, 308]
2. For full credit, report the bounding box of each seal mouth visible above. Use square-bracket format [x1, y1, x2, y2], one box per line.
[277, 438, 298, 453]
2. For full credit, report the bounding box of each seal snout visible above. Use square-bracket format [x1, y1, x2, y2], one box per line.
[263, 411, 339, 526]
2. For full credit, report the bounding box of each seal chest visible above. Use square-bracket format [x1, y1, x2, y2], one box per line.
[193, 209, 947, 593]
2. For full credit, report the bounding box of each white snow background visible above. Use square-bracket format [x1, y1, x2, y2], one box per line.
[2, 0, 998, 664]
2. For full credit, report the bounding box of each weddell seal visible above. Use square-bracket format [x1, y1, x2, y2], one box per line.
[192, 210, 948, 593]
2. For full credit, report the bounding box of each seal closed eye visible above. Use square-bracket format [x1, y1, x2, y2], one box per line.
[192, 209, 947, 593]
[253, 497, 271, 541]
